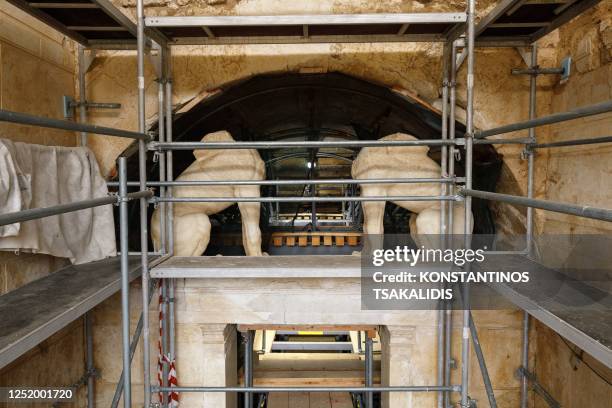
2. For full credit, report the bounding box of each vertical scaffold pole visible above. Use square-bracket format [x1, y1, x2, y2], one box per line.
[164, 47, 177, 397]
[440, 43, 450, 235]
[161, 281, 169, 407]
[165, 58, 174, 255]
[156, 44, 169, 408]
[438, 41, 450, 408]
[448, 41, 458, 234]
[521, 42, 538, 408]
[244, 331, 254, 408]
[157, 47, 167, 256]
[461, 0, 476, 406]
[78, 45, 88, 147]
[118, 157, 131, 407]
[445, 39, 458, 408]
[85, 312, 95, 408]
[365, 335, 374, 408]
[526, 43, 537, 256]
[136, 0, 152, 406]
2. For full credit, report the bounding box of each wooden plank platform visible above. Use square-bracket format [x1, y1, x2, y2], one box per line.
[240, 353, 381, 387]
[240, 325, 377, 338]
[271, 232, 361, 248]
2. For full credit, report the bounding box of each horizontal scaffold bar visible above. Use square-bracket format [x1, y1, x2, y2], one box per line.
[150, 139, 457, 150]
[0, 191, 152, 227]
[532, 135, 612, 149]
[108, 177, 462, 187]
[475, 100, 612, 139]
[145, 13, 467, 27]
[152, 385, 461, 393]
[461, 189, 612, 222]
[473, 138, 531, 145]
[155, 195, 459, 203]
[0, 109, 149, 140]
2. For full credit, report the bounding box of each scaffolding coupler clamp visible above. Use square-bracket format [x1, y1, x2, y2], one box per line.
[147, 130, 157, 143]
[521, 143, 535, 160]
[62, 95, 121, 119]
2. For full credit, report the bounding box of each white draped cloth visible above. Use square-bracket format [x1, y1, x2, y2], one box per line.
[0, 138, 116, 264]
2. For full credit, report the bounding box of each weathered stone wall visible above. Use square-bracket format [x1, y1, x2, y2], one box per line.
[530, 3, 612, 408]
[0, 2, 86, 406]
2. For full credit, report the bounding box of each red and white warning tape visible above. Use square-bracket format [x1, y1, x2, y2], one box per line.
[158, 280, 179, 407]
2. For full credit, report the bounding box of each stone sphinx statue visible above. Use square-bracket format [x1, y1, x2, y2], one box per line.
[151, 130, 265, 256]
[351, 132, 472, 237]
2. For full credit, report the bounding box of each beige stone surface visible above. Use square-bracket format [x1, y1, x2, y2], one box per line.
[0, 320, 86, 407]
[0, 3, 85, 406]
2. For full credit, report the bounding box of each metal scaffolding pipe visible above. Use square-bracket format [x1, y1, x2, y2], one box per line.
[244, 331, 254, 408]
[522, 43, 538, 408]
[473, 138, 531, 145]
[111, 279, 159, 408]
[136, 0, 152, 406]
[526, 43, 537, 256]
[150, 139, 457, 150]
[108, 177, 459, 187]
[118, 157, 131, 408]
[156, 195, 458, 203]
[365, 336, 374, 407]
[438, 42, 450, 408]
[161, 280, 169, 408]
[447, 39, 458, 250]
[444, 306, 452, 407]
[445, 39, 458, 408]
[475, 100, 612, 139]
[461, 189, 612, 222]
[157, 77, 167, 255]
[520, 312, 530, 408]
[518, 367, 561, 408]
[85, 312, 95, 408]
[532, 135, 612, 149]
[164, 48, 177, 388]
[461, 0, 476, 405]
[469, 313, 497, 408]
[78, 45, 88, 147]
[153, 385, 461, 393]
[0, 191, 150, 227]
[511, 67, 564, 75]
[0, 109, 148, 140]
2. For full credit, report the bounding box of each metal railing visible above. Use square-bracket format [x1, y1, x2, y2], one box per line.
[149, 138, 457, 150]
[0, 108, 149, 140]
[107, 177, 462, 187]
[460, 189, 612, 222]
[155, 195, 459, 203]
[0, 189, 151, 227]
[475, 99, 612, 139]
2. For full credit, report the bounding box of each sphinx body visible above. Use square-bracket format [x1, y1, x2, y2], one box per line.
[351, 133, 472, 238]
[151, 131, 265, 256]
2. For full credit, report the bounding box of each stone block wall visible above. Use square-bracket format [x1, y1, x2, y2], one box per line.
[0, 2, 86, 406]
[530, 3, 612, 407]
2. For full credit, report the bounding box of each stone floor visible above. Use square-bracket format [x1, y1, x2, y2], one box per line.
[267, 391, 353, 408]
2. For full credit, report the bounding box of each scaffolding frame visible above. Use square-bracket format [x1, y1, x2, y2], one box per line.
[0, 1, 610, 408]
